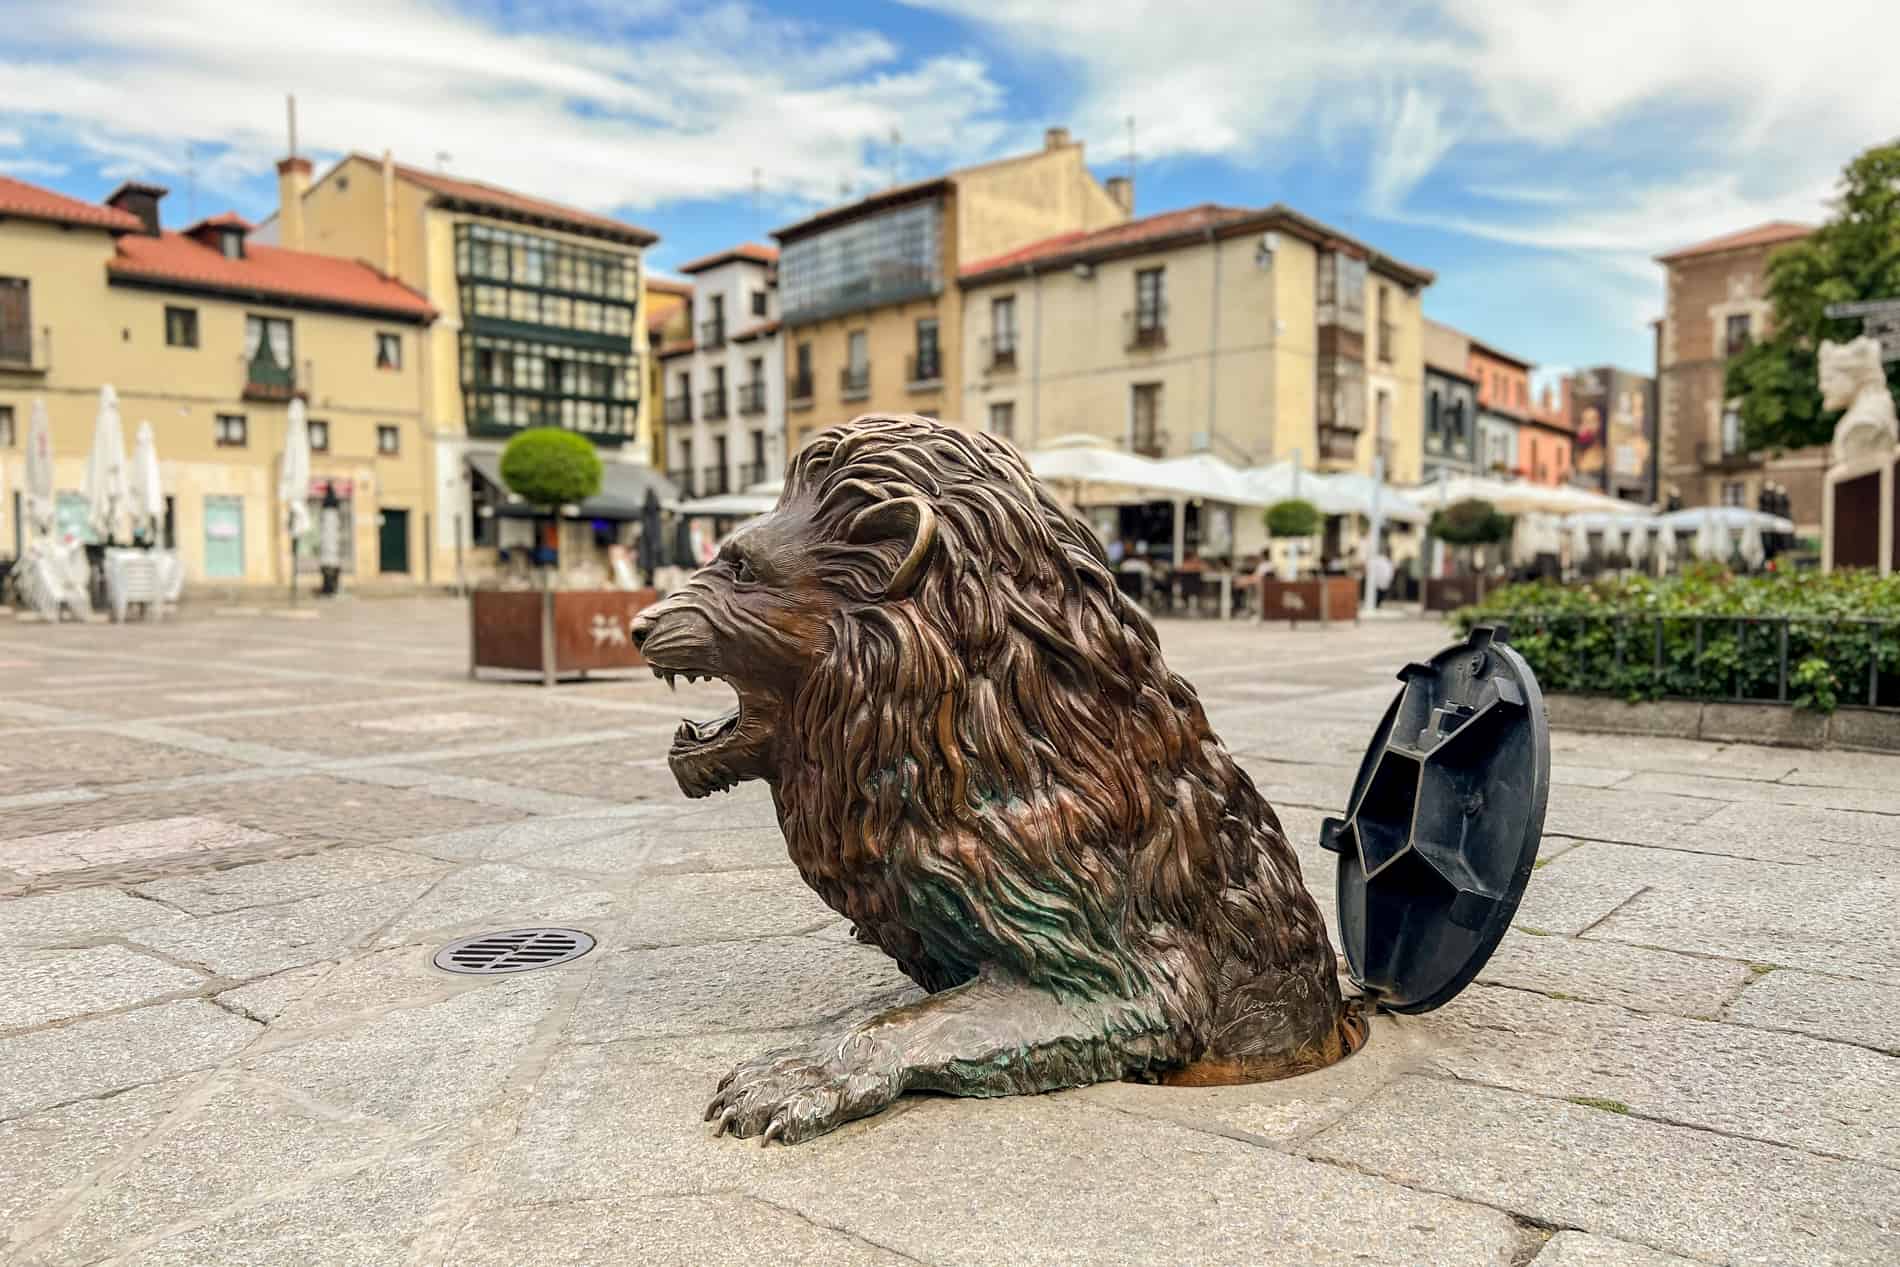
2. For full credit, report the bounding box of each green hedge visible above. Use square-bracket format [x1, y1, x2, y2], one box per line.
[1456, 566, 1900, 713]
[499, 428, 603, 508]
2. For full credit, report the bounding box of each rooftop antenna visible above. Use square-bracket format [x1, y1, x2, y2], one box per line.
[185, 140, 198, 223]
[286, 93, 298, 158]
[435, 151, 452, 172]
[888, 127, 902, 188]
[838, 173, 851, 201]
[751, 166, 762, 220]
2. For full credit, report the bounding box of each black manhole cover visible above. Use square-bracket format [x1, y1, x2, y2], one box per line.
[432, 928, 597, 975]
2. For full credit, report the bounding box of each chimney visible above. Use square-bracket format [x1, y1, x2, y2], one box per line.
[381, 149, 397, 279]
[104, 181, 166, 236]
[275, 157, 311, 251]
[1044, 126, 1071, 151]
[1105, 176, 1134, 214]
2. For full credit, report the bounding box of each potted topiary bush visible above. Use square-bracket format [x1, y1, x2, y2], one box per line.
[1425, 498, 1512, 611]
[1255, 498, 1355, 626]
[470, 428, 658, 685]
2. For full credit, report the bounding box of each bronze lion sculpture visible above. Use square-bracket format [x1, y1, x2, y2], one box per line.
[632, 414, 1359, 1144]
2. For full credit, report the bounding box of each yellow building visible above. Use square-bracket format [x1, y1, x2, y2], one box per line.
[775, 127, 1130, 453]
[0, 173, 434, 587]
[956, 202, 1433, 484]
[643, 276, 693, 469]
[268, 153, 662, 582]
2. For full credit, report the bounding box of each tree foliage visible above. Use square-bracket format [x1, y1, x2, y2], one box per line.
[1727, 140, 1900, 452]
[499, 428, 603, 509]
[1429, 498, 1512, 546]
[1264, 499, 1321, 537]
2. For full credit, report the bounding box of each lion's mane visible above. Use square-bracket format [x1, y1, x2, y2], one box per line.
[772, 416, 1337, 1061]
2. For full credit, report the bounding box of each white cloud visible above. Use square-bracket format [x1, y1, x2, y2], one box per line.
[0, 0, 1012, 218]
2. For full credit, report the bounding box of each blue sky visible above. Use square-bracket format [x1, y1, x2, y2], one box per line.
[4, 0, 1896, 378]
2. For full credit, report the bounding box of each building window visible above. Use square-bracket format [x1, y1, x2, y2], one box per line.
[1721, 405, 1743, 456]
[1133, 267, 1166, 346]
[1131, 382, 1162, 456]
[453, 222, 638, 346]
[988, 401, 1014, 441]
[912, 317, 940, 384]
[778, 199, 941, 322]
[164, 306, 199, 348]
[1721, 480, 1745, 507]
[0, 403, 13, 447]
[308, 419, 330, 453]
[990, 296, 1017, 369]
[460, 332, 639, 439]
[1377, 286, 1394, 363]
[751, 289, 768, 318]
[1425, 388, 1442, 452]
[244, 315, 295, 396]
[215, 413, 247, 447]
[376, 332, 402, 369]
[1375, 389, 1392, 467]
[0, 277, 32, 366]
[377, 425, 400, 455]
[702, 294, 725, 347]
[791, 342, 813, 400]
[842, 330, 869, 396]
[1725, 314, 1752, 358]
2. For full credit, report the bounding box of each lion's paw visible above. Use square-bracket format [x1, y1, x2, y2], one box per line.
[705, 1040, 903, 1145]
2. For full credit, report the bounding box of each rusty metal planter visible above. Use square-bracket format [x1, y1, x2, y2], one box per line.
[1258, 576, 1361, 627]
[469, 587, 658, 685]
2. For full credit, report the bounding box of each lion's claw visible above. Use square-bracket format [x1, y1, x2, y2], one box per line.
[704, 1040, 902, 1145]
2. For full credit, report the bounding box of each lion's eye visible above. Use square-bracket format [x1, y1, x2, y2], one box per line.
[733, 556, 757, 584]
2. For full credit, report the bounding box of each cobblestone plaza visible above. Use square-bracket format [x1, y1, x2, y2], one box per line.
[1, 601, 1896, 1265]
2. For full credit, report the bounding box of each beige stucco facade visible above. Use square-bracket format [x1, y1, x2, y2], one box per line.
[282, 154, 656, 584]
[777, 131, 1128, 454]
[0, 214, 429, 588]
[958, 214, 1428, 484]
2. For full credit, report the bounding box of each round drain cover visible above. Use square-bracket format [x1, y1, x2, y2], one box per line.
[1318, 624, 1549, 1014]
[432, 927, 597, 975]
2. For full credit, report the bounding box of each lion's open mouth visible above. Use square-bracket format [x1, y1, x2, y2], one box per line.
[653, 666, 770, 798]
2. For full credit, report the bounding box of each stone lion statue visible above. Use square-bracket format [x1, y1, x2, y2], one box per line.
[1819, 335, 1899, 465]
[632, 415, 1358, 1144]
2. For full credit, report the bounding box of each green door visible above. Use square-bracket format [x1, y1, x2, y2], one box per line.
[203, 495, 244, 579]
[378, 507, 410, 574]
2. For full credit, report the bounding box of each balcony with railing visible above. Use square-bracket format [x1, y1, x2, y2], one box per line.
[841, 365, 870, 401]
[1316, 426, 1359, 463]
[738, 461, 767, 487]
[664, 394, 692, 425]
[788, 372, 814, 409]
[1697, 439, 1758, 469]
[242, 351, 297, 401]
[701, 388, 728, 421]
[667, 469, 695, 497]
[737, 381, 766, 415]
[982, 336, 1016, 373]
[1130, 428, 1168, 459]
[700, 317, 725, 349]
[906, 350, 941, 389]
[700, 465, 730, 496]
[1125, 304, 1168, 351]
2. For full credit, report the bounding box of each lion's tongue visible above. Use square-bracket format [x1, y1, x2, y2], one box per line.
[676, 707, 740, 748]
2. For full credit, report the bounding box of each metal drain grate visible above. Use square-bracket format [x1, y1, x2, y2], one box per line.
[432, 927, 597, 975]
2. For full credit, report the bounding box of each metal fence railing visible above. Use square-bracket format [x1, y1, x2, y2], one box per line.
[1493, 612, 1900, 711]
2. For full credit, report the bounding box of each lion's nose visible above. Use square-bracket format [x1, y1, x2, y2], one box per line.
[630, 609, 657, 649]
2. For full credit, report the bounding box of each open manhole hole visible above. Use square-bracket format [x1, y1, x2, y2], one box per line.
[432, 928, 597, 975]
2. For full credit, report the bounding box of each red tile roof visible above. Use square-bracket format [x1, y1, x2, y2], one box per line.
[185, 211, 254, 233]
[646, 276, 694, 297]
[365, 156, 658, 247]
[962, 205, 1253, 277]
[731, 318, 780, 342]
[0, 174, 142, 232]
[678, 242, 777, 274]
[1656, 221, 1811, 264]
[110, 231, 435, 323]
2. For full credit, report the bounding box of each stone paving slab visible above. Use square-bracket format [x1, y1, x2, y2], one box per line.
[0, 886, 188, 948]
[0, 945, 207, 1032]
[1306, 1075, 1900, 1267]
[0, 1000, 258, 1121]
[126, 876, 441, 977]
[1530, 1232, 1708, 1266]
[0, 731, 247, 796]
[0, 815, 279, 879]
[132, 847, 446, 915]
[1724, 968, 1900, 1053]
[0, 1079, 181, 1255]
[1475, 929, 1750, 1017]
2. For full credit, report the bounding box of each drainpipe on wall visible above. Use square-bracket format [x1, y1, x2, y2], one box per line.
[1026, 263, 1043, 447]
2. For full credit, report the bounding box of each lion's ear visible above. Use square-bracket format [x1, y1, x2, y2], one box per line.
[847, 496, 938, 598]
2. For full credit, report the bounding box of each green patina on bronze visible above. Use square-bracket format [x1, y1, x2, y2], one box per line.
[632, 415, 1359, 1145]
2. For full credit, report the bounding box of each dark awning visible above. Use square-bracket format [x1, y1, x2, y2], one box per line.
[467, 452, 678, 521]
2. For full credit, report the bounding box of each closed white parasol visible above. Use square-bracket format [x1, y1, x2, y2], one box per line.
[82, 385, 129, 543]
[23, 397, 55, 540]
[279, 398, 312, 538]
[128, 421, 165, 542]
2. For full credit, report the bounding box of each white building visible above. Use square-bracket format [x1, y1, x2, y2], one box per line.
[660, 244, 783, 497]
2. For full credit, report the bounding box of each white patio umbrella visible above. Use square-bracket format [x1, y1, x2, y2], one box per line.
[1654, 521, 1677, 575]
[127, 421, 165, 543]
[1568, 515, 1592, 565]
[1739, 517, 1767, 570]
[23, 397, 55, 541]
[1625, 521, 1649, 569]
[81, 384, 129, 544]
[279, 398, 312, 603]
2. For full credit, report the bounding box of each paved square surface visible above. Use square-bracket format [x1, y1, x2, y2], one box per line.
[0, 599, 1895, 1265]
